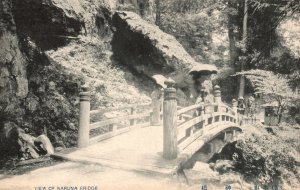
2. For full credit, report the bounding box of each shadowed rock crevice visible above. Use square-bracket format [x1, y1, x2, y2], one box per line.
[12, 0, 84, 50]
[111, 11, 199, 89]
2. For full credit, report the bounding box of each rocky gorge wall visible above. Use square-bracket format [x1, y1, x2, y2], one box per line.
[0, 0, 29, 156]
[0, 0, 87, 157]
[0, 0, 217, 160]
[0, 0, 154, 159]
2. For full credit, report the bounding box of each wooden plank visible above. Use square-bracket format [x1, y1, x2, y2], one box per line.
[178, 112, 236, 132]
[90, 103, 151, 115]
[179, 103, 219, 115]
[181, 113, 193, 119]
[212, 112, 235, 119]
[179, 123, 238, 156]
[177, 106, 183, 110]
[178, 120, 239, 152]
[222, 105, 235, 115]
[177, 115, 205, 132]
[89, 127, 130, 144]
[177, 104, 203, 115]
[90, 111, 151, 130]
[178, 128, 204, 151]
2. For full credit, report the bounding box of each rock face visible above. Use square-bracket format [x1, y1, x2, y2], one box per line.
[0, 0, 28, 136]
[112, 11, 198, 88]
[0, 0, 154, 159]
[1, 0, 217, 159]
[12, 0, 85, 50]
[0, 0, 85, 157]
[111, 11, 218, 102]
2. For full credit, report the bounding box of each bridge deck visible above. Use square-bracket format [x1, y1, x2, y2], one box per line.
[53, 122, 240, 175]
[53, 126, 183, 175]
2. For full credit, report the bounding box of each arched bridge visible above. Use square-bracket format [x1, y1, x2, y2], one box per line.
[53, 82, 243, 175]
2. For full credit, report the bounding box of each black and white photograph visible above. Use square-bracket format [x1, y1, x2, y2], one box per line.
[0, 0, 299, 189]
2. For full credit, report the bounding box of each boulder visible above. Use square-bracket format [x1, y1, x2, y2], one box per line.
[111, 11, 217, 91]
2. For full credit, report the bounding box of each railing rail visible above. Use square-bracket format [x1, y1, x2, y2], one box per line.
[90, 111, 152, 130]
[176, 101, 238, 152]
[90, 103, 151, 115]
[78, 82, 242, 161]
[162, 83, 239, 159]
[77, 86, 161, 148]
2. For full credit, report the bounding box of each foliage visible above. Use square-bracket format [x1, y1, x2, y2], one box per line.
[234, 128, 300, 186]
[234, 69, 297, 123]
[156, 0, 229, 67]
[238, 0, 300, 80]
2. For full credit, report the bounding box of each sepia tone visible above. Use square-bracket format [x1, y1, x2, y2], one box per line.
[0, 0, 299, 190]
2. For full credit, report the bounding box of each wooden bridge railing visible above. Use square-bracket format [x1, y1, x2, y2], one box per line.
[77, 86, 161, 148]
[77, 82, 240, 159]
[162, 81, 239, 160]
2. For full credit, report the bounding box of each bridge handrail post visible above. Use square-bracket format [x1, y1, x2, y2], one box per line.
[78, 85, 90, 148]
[130, 107, 136, 126]
[163, 79, 178, 159]
[232, 99, 238, 123]
[214, 85, 222, 113]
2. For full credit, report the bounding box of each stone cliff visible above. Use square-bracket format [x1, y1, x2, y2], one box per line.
[0, 0, 217, 159]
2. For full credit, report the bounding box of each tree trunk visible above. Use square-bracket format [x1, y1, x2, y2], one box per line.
[155, 0, 161, 28]
[238, 0, 248, 99]
[227, 0, 239, 69]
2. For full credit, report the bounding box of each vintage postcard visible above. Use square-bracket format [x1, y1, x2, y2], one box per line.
[1, 0, 299, 190]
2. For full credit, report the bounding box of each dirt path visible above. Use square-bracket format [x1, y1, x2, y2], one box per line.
[0, 161, 195, 190]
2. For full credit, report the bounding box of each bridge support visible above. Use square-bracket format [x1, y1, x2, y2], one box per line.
[163, 79, 178, 159]
[78, 85, 90, 148]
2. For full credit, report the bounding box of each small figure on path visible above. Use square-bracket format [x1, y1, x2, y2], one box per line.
[247, 95, 255, 117]
[237, 97, 246, 115]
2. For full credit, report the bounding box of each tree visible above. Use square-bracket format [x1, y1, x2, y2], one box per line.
[234, 69, 297, 123]
[238, 0, 249, 99]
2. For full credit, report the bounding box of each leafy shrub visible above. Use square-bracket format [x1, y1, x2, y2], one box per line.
[233, 127, 300, 186]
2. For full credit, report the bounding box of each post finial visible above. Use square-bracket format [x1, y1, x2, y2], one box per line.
[214, 85, 221, 97]
[164, 78, 175, 88]
[81, 85, 89, 92]
[232, 99, 237, 106]
[80, 85, 90, 102]
[164, 79, 176, 101]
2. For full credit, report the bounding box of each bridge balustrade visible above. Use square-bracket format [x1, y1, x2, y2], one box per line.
[77, 86, 159, 148]
[162, 81, 239, 160]
[77, 82, 241, 161]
